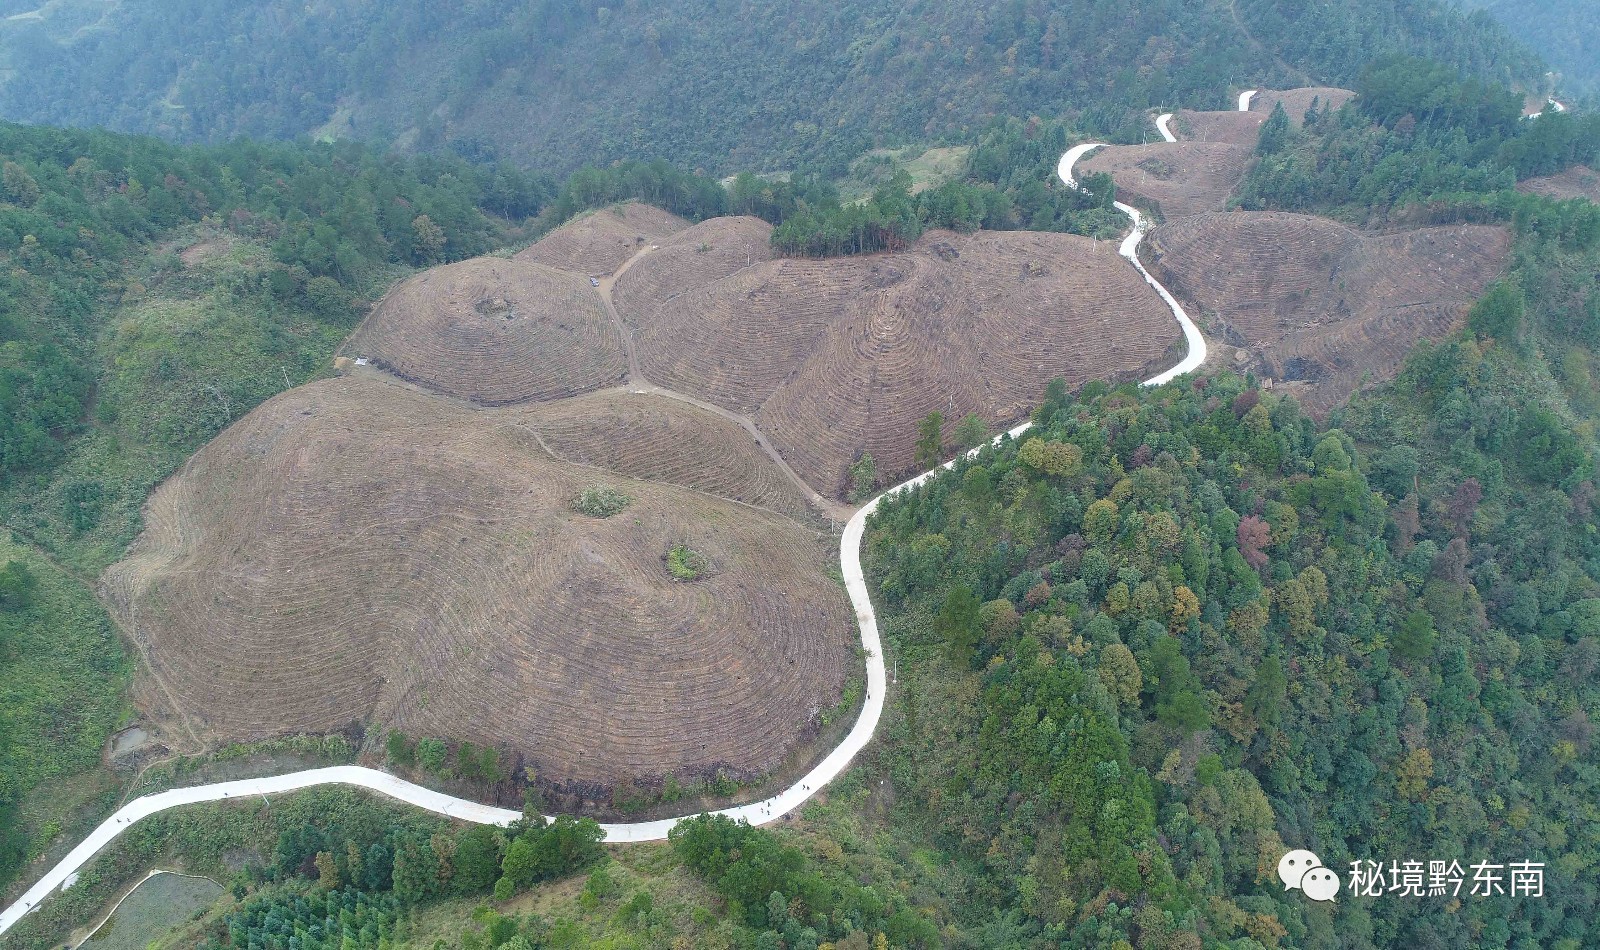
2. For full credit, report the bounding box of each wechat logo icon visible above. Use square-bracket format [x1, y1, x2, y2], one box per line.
[1279, 849, 1340, 903]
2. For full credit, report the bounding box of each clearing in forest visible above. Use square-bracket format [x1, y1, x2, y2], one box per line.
[1250, 86, 1355, 122]
[1145, 210, 1510, 411]
[611, 219, 1179, 493]
[1078, 141, 1256, 219]
[1517, 165, 1600, 204]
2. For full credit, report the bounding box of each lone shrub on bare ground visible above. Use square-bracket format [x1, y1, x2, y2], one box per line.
[573, 486, 632, 517]
[665, 544, 709, 581]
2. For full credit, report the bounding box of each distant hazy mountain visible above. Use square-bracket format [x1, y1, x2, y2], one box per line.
[0, 0, 1540, 173]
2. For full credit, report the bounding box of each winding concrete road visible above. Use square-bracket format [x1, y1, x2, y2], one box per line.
[1155, 113, 1178, 143]
[0, 136, 1209, 940]
[1057, 142, 1207, 383]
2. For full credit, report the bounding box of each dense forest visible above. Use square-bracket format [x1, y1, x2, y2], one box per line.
[1234, 0, 1540, 94]
[1238, 57, 1600, 222]
[857, 335, 1600, 946]
[0, 0, 1545, 175]
[1463, 0, 1600, 97]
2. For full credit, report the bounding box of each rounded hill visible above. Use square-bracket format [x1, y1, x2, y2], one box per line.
[346, 257, 625, 405]
[614, 223, 1178, 493]
[516, 203, 692, 276]
[103, 375, 852, 791]
[1146, 210, 1509, 410]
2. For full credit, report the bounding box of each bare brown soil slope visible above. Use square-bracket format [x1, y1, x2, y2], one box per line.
[1079, 142, 1253, 218]
[346, 257, 625, 405]
[1171, 88, 1354, 146]
[522, 388, 814, 521]
[1175, 109, 1265, 145]
[611, 216, 776, 319]
[1147, 211, 1508, 411]
[517, 202, 691, 276]
[103, 375, 850, 788]
[1253, 87, 1356, 123]
[614, 224, 1176, 493]
[1518, 166, 1600, 203]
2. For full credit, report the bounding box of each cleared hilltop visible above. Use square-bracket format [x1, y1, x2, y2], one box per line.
[104, 376, 850, 794]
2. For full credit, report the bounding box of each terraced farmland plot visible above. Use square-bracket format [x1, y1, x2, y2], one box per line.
[1251, 86, 1356, 123]
[521, 389, 815, 522]
[1078, 141, 1254, 219]
[346, 257, 626, 404]
[1146, 210, 1509, 411]
[614, 225, 1177, 494]
[103, 375, 851, 789]
[1518, 165, 1600, 203]
[517, 202, 691, 276]
[1174, 108, 1266, 145]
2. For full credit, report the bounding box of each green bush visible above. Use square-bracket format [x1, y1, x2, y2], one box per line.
[572, 486, 632, 518]
[664, 544, 708, 581]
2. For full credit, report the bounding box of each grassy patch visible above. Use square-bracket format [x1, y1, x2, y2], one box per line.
[0, 531, 130, 890]
[838, 144, 971, 202]
[86, 872, 224, 950]
[1, 236, 364, 575]
[393, 846, 736, 950]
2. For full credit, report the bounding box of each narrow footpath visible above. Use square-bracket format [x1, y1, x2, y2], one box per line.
[594, 245, 852, 523]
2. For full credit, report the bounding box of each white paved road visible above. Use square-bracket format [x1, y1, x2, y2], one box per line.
[1239, 89, 1257, 111]
[0, 138, 1210, 940]
[1058, 143, 1207, 384]
[1156, 113, 1178, 142]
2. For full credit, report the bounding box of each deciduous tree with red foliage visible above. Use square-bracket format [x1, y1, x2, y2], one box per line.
[1237, 514, 1272, 570]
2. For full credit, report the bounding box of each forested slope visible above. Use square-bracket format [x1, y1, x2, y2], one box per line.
[0, 0, 1541, 174]
[1463, 0, 1600, 97]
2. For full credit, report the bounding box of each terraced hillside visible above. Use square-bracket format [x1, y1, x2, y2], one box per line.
[102, 375, 851, 790]
[613, 223, 1178, 493]
[609, 216, 777, 313]
[1518, 165, 1600, 203]
[517, 203, 692, 276]
[346, 257, 626, 404]
[1078, 141, 1255, 218]
[1146, 210, 1509, 410]
[340, 204, 1179, 497]
[1251, 86, 1355, 122]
